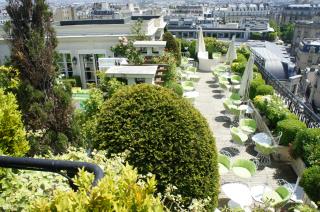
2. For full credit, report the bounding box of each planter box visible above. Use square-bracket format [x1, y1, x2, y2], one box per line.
[272, 145, 292, 162]
[291, 157, 306, 177]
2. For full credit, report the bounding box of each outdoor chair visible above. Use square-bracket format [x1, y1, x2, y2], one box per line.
[262, 186, 291, 208]
[189, 74, 200, 83]
[228, 92, 242, 105]
[232, 159, 257, 179]
[231, 75, 241, 85]
[255, 142, 276, 166]
[218, 154, 231, 175]
[182, 81, 195, 92]
[230, 126, 248, 150]
[239, 118, 257, 135]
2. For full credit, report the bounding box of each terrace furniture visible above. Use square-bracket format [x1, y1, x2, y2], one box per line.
[223, 100, 238, 122]
[251, 185, 273, 203]
[230, 84, 240, 93]
[272, 131, 283, 145]
[222, 182, 253, 210]
[183, 91, 199, 104]
[229, 92, 242, 105]
[187, 66, 197, 73]
[232, 159, 257, 179]
[239, 118, 257, 135]
[218, 154, 231, 175]
[230, 126, 248, 147]
[252, 132, 275, 166]
[188, 74, 200, 83]
[262, 186, 291, 208]
[182, 81, 195, 92]
[212, 52, 222, 60]
[231, 75, 241, 85]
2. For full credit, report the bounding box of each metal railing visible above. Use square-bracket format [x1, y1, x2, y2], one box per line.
[0, 156, 104, 190]
[254, 61, 320, 128]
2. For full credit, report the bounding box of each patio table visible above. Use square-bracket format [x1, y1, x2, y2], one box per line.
[221, 183, 253, 207]
[252, 133, 273, 146]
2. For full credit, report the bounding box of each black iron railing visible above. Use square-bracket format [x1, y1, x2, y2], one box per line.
[254, 60, 320, 128]
[0, 156, 104, 190]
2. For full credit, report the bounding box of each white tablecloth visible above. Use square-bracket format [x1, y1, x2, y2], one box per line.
[252, 133, 272, 146]
[222, 183, 253, 206]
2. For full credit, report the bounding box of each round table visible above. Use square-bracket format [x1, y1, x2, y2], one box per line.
[221, 183, 253, 207]
[252, 132, 273, 146]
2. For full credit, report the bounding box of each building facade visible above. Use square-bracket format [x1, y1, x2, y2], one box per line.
[0, 16, 166, 88]
[296, 39, 320, 70]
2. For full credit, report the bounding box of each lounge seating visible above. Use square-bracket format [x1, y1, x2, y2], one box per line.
[231, 75, 241, 85]
[262, 186, 291, 208]
[232, 159, 257, 179]
[182, 81, 195, 92]
[239, 118, 257, 135]
[229, 92, 242, 105]
[230, 127, 248, 146]
[218, 154, 231, 175]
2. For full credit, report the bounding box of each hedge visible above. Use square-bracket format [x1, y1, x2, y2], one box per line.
[276, 119, 307, 146]
[93, 84, 219, 208]
[300, 165, 320, 205]
[231, 62, 246, 75]
[255, 84, 274, 96]
[292, 128, 320, 167]
[165, 81, 183, 96]
[249, 78, 266, 99]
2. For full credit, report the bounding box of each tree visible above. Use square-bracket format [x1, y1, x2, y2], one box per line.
[5, 0, 74, 154]
[131, 18, 148, 41]
[162, 32, 181, 65]
[280, 23, 295, 43]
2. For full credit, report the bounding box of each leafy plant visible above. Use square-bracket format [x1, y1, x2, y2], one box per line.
[93, 84, 219, 209]
[300, 165, 320, 205]
[0, 66, 20, 92]
[165, 81, 183, 96]
[253, 95, 270, 113]
[276, 119, 307, 146]
[0, 89, 29, 156]
[256, 84, 274, 96]
[231, 62, 246, 75]
[249, 78, 266, 99]
[292, 128, 320, 166]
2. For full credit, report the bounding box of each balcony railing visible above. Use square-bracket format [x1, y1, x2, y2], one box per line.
[0, 156, 104, 190]
[254, 59, 320, 128]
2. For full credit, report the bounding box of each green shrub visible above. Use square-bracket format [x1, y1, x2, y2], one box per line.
[0, 66, 20, 92]
[253, 95, 269, 113]
[237, 46, 250, 60]
[93, 84, 219, 208]
[253, 72, 263, 80]
[233, 53, 247, 63]
[300, 166, 320, 205]
[276, 119, 307, 146]
[165, 81, 183, 96]
[249, 78, 265, 99]
[62, 78, 77, 87]
[0, 89, 29, 156]
[0, 148, 164, 211]
[231, 62, 246, 75]
[292, 128, 320, 166]
[255, 85, 274, 96]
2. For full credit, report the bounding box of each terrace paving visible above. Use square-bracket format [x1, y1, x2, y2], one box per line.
[192, 70, 297, 204]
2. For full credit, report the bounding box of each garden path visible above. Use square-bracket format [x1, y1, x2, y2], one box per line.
[192, 70, 297, 202]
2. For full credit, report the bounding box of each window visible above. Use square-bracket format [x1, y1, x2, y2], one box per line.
[135, 78, 145, 84]
[57, 53, 73, 77]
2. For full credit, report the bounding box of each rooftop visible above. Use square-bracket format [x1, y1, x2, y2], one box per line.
[133, 40, 167, 47]
[106, 65, 158, 76]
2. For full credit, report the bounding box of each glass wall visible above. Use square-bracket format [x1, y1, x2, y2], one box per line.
[57, 53, 73, 77]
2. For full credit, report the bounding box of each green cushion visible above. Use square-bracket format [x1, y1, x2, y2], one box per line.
[219, 164, 230, 175]
[230, 127, 248, 144]
[240, 119, 257, 134]
[232, 167, 252, 178]
[263, 190, 283, 205]
[232, 159, 256, 176]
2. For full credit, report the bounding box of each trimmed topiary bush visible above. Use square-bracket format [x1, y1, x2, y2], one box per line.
[276, 119, 307, 146]
[255, 84, 274, 96]
[292, 128, 320, 166]
[249, 78, 266, 99]
[93, 84, 219, 208]
[300, 165, 320, 205]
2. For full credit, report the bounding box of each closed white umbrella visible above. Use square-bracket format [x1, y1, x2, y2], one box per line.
[197, 27, 206, 53]
[239, 53, 255, 99]
[226, 35, 237, 64]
